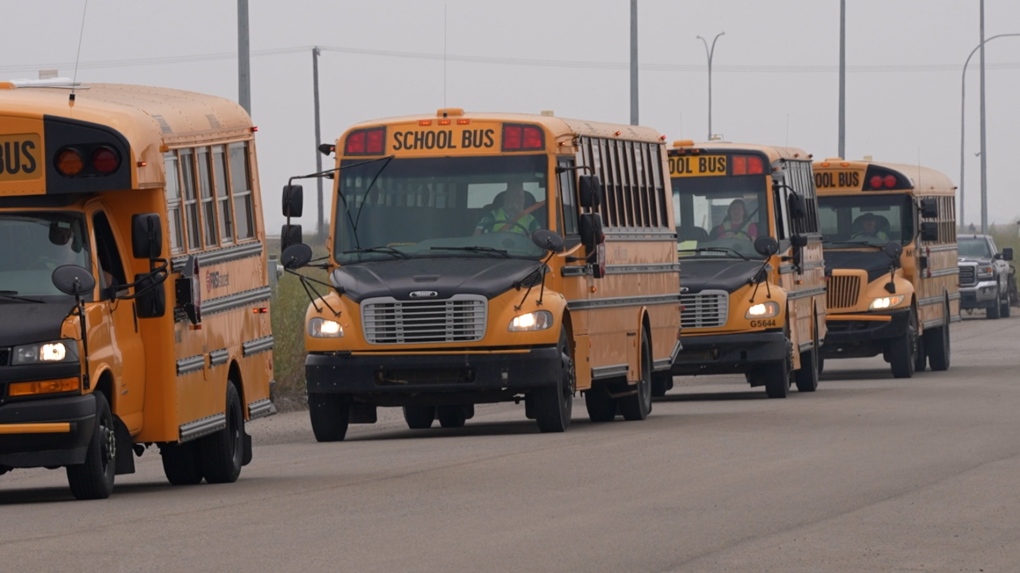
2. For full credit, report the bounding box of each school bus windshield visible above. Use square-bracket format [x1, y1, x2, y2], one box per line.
[818, 194, 914, 248]
[333, 155, 549, 263]
[0, 213, 91, 297]
[671, 175, 769, 260]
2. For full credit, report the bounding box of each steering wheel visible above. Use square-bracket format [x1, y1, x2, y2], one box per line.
[481, 219, 532, 235]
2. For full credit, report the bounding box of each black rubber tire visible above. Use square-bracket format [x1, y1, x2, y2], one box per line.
[794, 317, 820, 393]
[618, 336, 652, 421]
[987, 289, 1002, 319]
[651, 371, 673, 398]
[1001, 296, 1011, 318]
[403, 405, 436, 430]
[161, 441, 203, 485]
[200, 383, 244, 484]
[437, 405, 468, 429]
[890, 308, 918, 379]
[66, 393, 116, 500]
[584, 384, 617, 423]
[926, 301, 952, 372]
[763, 357, 791, 398]
[533, 329, 574, 433]
[309, 393, 350, 442]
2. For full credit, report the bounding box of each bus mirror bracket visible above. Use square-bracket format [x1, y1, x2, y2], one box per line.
[578, 175, 603, 209]
[919, 197, 938, 219]
[131, 213, 163, 260]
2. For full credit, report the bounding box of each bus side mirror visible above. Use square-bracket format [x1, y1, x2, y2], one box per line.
[131, 213, 163, 259]
[787, 193, 807, 220]
[920, 221, 939, 242]
[175, 255, 202, 326]
[754, 236, 779, 256]
[578, 175, 602, 209]
[790, 235, 808, 248]
[531, 229, 565, 253]
[281, 243, 313, 270]
[283, 184, 304, 218]
[281, 224, 303, 252]
[920, 197, 938, 218]
[134, 271, 166, 318]
[579, 213, 606, 278]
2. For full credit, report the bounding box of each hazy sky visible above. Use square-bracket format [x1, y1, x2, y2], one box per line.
[3, 0, 1018, 232]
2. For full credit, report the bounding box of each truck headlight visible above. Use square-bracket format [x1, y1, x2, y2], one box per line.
[745, 301, 780, 319]
[869, 295, 906, 310]
[308, 317, 344, 338]
[12, 340, 78, 365]
[977, 265, 994, 278]
[508, 310, 553, 332]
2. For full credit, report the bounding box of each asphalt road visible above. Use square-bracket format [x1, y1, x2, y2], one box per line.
[3, 311, 1019, 573]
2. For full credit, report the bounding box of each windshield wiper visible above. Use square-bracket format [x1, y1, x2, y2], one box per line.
[679, 247, 749, 261]
[822, 239, 882, 249]
[0, 290, 44, 303]
[430, 246, 512, 258]
[341, 246, 410, 259]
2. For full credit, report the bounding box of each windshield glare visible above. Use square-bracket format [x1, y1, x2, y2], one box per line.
[672, 176, 769, 259]
[818, 194, 913, 247]
[333, 156, 550, 263]
[0, 213, 90, 296]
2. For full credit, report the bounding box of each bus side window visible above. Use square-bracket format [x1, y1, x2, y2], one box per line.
[92, 212, 127, 300]
[557, 158, 579, 236]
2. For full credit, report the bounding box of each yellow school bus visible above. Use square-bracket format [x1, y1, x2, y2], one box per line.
[280, 108, 682, 438]
[0, 80, 274, 499]
[666, 141, 826, 398]
[814, 158, 958, 377]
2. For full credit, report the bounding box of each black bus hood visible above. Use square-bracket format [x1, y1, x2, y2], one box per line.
[332, 257, 542, 303]
[824, 250, 895, 283]
[0, 301, 73, 347]
[680, 259, 763, 294]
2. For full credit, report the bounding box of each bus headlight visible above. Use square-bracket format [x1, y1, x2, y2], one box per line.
[869, 295, 906, 310]
[12, 340, 78, 365]
[308, 318, 344, 338]
[745, 301, 779, 319]
[508, 310, 553, 332]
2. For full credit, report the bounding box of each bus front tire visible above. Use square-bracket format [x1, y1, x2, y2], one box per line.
[309, 393, 350, 442]
[532, 329, 574, 433]
[66, 392, 116, 500]
[200, 383, 244, 484]
[890, 308, 918, 378]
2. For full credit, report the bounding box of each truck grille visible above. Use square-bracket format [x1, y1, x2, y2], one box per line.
[681, 290, 728, 329]
[0, 347, 8, 366]
[827, 275, 861, 311]
[362, 294, 487, 344]
[958, 264, 976, 287]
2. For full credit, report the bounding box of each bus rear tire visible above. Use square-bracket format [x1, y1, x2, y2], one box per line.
[309, 393, 350, 442]
[618, 336, 652, 420]
[926, 300, 952, 372]
[532, 329, 574, 433]
[794, 316, 820, 393]
[200, 383, 244, 484]
[66, 392, 116, 500]
[651, 371, 673, 398]
[403, 405, 436, 429]
[161, 441, 203, 485]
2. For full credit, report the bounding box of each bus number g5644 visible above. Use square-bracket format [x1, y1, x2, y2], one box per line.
[749, 319, 777, 328]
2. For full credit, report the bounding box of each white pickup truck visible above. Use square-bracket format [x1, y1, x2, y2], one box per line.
[958, 234, 1014, 319]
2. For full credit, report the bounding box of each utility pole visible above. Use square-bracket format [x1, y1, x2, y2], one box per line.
[630, 0, 638, 126]
[838, 0, 846, 158]
[979, 0, 988, 233]
[237, 0, 251, 115]
[697, 32, 724, 140]
[312, 47, 324, 239]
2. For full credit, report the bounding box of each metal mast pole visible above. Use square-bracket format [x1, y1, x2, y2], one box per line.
[630, 0, 638, 125]
[313, 47, 324, 239]
[838, 0, 846, 158]
[237, 0, 251, 114]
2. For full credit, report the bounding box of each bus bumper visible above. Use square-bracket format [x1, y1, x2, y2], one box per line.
[0, 394, 96, 469]
[821, 309, 910, 359]
[305, 347, 562, 406]
[670, 331, 788, 375]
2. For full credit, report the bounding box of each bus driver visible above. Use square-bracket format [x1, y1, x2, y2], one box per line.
[474, 182, 541, 236]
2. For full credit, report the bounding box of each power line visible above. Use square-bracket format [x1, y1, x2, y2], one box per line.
[1, 45, 1018, 76]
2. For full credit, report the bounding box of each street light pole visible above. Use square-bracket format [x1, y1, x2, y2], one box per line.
[958, 32, 1020, 232]
[697, 32, 724, 140]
